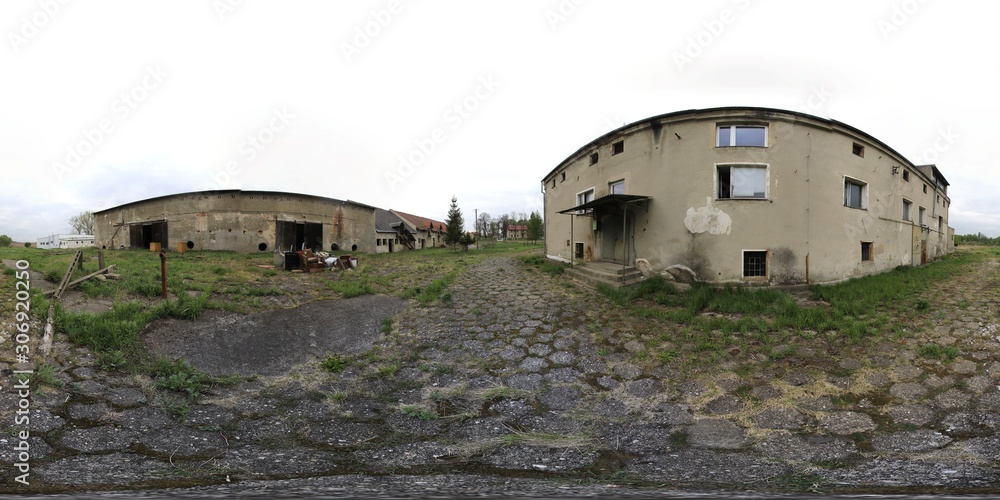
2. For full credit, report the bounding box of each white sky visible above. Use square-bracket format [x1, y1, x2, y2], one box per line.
[2, 0, 999, 241]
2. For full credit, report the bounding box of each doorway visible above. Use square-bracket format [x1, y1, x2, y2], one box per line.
[599, 213, 633, 265]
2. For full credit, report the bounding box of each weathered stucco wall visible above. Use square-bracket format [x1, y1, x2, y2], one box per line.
[94, 190, 377, 254]
[543, 108, 953, 285]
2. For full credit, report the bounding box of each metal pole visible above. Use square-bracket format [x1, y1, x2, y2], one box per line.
[160, 251, 167, 299]
[570, 214, 574, 267]
[622, 203, 627, 282]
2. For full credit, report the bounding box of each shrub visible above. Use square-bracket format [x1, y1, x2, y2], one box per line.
[321, 354, 348, 373]
[150, 358, 211, 399]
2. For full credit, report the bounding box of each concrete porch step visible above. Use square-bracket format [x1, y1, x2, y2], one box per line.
[565, 262, 645, 289]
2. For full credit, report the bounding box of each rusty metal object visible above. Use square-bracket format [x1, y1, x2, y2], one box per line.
[160, 251, 167, 298]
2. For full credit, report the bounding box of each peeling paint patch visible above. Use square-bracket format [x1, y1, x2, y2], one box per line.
[684, 197, 732, 235]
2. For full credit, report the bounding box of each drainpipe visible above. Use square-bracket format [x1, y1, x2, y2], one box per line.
[622, 202, 627, 283]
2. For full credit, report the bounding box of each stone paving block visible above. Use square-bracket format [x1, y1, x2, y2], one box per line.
[819, 411, 876, 435]
[688, 419, 748, 449]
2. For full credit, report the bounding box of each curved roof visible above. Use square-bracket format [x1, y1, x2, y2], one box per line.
[543, 106, 945, 185]
[94, 189, 377, 214]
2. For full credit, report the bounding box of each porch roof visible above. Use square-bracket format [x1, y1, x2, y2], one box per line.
[556, 194, 650, 214]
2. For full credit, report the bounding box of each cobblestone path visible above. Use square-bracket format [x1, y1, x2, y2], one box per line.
[2, 251, 999, 494]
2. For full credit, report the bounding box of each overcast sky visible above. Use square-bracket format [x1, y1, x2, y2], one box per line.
[2, 0, 998, 241]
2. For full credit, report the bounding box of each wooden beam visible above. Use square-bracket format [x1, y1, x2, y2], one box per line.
[43, 265, 116, 297]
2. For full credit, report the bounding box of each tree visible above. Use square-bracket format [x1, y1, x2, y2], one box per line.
[458, 232, 475, 252]
[497, 214, 510, 240]
[23, 242, 31, 248]
[0, 235, 11, 247]
[526, 211, 543, 243]
[477, 212, 492, 241]
[69, 211, 94, 235]
[444, 196, 465, 248]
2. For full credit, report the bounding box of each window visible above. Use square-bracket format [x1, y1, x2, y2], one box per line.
[576, 188, 595, 213]
[938, 216, 943, 233]
[575, 242, 584, 259]
[717, 165, 767, 199]
[861, 242, 873, 262]
[609, 180, 624, 195]
[844, 178, 867, 209]
[902, 199, 912, 221]
[743, 250, 767, 278]
[551, 179, 556, 188]
[589, 152, 599, 165]
[919, 206, 926, 225]
[561, 172, 566, 182]
[923, 184, 927, 193]
[852, 143, 865, 157]
[612, 140, 624, 155]
[717, 125, 767, 147]
[902, 170, 910, 181]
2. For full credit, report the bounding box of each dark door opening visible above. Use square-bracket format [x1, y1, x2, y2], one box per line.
[276, 220, 324, 252]
[129, 221, 168, 249]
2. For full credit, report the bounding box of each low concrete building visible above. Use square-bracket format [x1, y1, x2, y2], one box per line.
[390, 210, 448, 249]
[37, 234, 95, 250]
[542, 107, 953, 285]
[93, 190, 377, 253]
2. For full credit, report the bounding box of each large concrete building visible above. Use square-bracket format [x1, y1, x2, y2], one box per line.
[542, 107, 954, 286]
[93, 190, 378, 254]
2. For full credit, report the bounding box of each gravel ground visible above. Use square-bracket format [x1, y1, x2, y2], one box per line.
[0, 251, 998, 496]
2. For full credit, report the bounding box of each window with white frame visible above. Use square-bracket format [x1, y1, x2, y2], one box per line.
[902, 199, 912, 221]
[717, 125, 767, 147]
[609, 180, 624, 195]
[576, 188, 595, 213]
[717, 165, 767, 199]
[844, 178, 867, 209]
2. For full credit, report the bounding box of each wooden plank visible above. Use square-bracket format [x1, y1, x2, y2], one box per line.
[43, 265, 116, 297]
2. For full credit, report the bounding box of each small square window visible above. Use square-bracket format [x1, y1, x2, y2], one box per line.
[902, 170, 910, 181]
[861, 242, 873, 262]
[852, 143, 865, 157]
[844, 178, 867, 209]
[612, 141, 624, 155]
[589, 152, 599, 165]
[610, 180, 624, 195]
[743, 250, 767, 278]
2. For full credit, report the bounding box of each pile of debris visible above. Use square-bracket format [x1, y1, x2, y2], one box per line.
[277, 250, 358, 272]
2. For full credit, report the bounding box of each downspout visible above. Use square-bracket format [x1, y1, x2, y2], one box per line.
[541, 181, 547, 257]
[622, 202, 627, 283]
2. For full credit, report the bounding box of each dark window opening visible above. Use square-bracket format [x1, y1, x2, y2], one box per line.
[743, 251, 767, 278]
[129, 220, 167, 250]
[276, 220, 322, 252]
[902, 170, 910, 181]
[575, 243, 584, 259]
[612, 141, 624, 155]
[852, 143, 865, 157]
[717, 166, 766, 199]
[861, 242, 873, 262]
[561, 172, 566, 182]
[589, 152, 599, 165]
[923, 184, 927, 193]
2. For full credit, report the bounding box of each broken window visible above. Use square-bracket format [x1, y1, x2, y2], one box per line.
[844, 178, 867, 209]
[589, 152, 599, 165]
[852, 142, 865, 157]
[743, 250, 767, 278]
[717, 125, 767, 147]
[902, 199, 912, 221]
[609, 180, 625, 195]
[861, 242, 873, 262]
[717, 165, 766, 199]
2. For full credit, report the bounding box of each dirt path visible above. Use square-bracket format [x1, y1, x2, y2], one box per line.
[1, 251, 999, 494]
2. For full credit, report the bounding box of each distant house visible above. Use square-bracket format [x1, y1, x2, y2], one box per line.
[37, 234, 95, 250]
[390, 210, 448, 249]
[375, 209, 417, 253]
[507, 225, 528, 240]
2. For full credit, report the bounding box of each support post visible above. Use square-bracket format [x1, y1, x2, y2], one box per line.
[570, 214, 574, 267]
[98, 250, 105, 270]
[160, 252, 168, 299]
[622, 204, 627, 283]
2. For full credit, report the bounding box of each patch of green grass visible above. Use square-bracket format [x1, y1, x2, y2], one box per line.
[149, 358, 211, 400]
[30, 363, 63, 389]
[400, 405, 439, 420]
[918, 342, 960, 362]
[380, 317, 393, 334]
[321, 354, 349, 373]
[325, 279, 374, 298]
[521, 255, 568, 276]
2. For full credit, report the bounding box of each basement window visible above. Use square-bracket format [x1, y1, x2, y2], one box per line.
[717, 165, 767, 199]
[844, 177, 867, 209]
[612, 140, 624, 155]
[575, 242, 584, 259]
[717, 125, 767, 147]
[743, 250, 768, 278]
[861, 242, 873, 262]
[852, 142, 865, 157]
[589, 152, 599, 165]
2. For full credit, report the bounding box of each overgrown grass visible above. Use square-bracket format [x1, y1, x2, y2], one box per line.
[521, 255, 568, 275]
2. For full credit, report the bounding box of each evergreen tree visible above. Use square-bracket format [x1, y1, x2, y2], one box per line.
[526, 211, 543, 243]
[444, 196, 465, 248]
